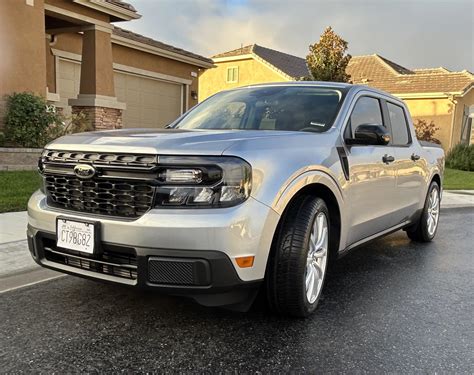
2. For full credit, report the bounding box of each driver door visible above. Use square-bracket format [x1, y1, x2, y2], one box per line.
[344, 96, 398, 245]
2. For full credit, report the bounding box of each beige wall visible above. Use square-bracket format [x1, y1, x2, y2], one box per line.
[404, 91, 474, 151]
[0, 0, 47, 128]
[451, 89, 474, 146]
[403, 98, 455, 151]
[198, 58, 288, 101]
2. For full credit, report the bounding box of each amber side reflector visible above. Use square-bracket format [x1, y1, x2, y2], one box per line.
[236, 256, 255, 268]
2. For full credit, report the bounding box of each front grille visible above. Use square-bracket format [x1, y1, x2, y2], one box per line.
[44, 175, 155, 218]
[43, 243, 138, 281]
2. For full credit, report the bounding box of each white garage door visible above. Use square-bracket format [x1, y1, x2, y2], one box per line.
[114, 71, 183, 128]
[57, 59, 183, 128]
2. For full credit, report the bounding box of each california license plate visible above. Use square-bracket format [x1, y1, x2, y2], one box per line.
[56, 217, 98, 254]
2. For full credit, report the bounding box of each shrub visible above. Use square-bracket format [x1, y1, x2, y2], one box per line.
[445, 144, 474, 171]
[0, 132, 5, 147]
[414, 119, 440, 144]
[4, 92, 61, 147]
[47, 111, 91, 141]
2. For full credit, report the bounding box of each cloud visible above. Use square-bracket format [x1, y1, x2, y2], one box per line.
[125, 0, 473, 71]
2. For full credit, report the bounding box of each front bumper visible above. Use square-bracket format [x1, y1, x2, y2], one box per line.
[27, 190, 280, 306]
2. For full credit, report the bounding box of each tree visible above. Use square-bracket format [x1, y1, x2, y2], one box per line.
[306, 26, 351, 82]
[414, 119, 441, 144]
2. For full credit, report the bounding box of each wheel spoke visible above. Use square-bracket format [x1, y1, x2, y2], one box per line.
[426, 188, 440, 236]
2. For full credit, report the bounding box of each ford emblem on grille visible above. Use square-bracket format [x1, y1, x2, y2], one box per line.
[73, 164, 96, 179]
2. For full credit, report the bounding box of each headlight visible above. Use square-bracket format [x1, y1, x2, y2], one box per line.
[154, 156, 252, 208]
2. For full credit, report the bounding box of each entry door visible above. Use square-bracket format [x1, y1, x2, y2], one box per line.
[386, 101, 426, 222]
[344, 96, 398, 245]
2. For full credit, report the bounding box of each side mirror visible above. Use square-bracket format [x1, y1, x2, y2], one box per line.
[346, 124, 391, 145]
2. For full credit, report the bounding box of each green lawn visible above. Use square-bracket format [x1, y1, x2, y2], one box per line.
[0, 167, 473, 213]
[0, 170, 42, 213]
[444, 168, 474, 191]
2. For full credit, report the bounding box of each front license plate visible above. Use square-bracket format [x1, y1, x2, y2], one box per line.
[56, 218, 97, 254]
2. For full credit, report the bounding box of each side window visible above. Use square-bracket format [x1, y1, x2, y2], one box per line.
[387, 102, 410, 145]
[346, 97, 383, 138]
[351, 97, 384, 129]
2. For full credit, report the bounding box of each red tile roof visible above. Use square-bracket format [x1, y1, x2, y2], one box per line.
[113, 27, 213, 66]
[347, 55, 473, 95]
[105, 0, 137, 13]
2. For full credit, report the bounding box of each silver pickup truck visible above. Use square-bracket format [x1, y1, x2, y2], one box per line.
[28, 82, 444, 317]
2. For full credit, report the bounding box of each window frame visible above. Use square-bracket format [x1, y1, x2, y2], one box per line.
[226, 66, 239, 83]
[343, 94, 390, 146]
[384, 100, 413, 147]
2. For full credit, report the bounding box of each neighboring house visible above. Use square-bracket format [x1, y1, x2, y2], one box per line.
[199, 44, 474, 150]
[0, 0, 213, 131]
[347, 55, 474, 151]
[198, 44, 308, 101]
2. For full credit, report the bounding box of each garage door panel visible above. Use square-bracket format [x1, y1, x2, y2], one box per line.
[115, 72, 182, 129]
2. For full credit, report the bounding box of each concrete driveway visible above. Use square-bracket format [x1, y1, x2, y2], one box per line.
[0, 204, 473, 372]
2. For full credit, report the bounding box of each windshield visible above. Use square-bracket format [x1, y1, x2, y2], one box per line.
[173, 86, 344, 132]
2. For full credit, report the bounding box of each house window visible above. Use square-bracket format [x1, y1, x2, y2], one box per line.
[226, 67, 239, 83]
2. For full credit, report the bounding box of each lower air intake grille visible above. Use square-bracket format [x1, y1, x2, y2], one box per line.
[44, 246, 137, 281]
[148, 257, 211, 286]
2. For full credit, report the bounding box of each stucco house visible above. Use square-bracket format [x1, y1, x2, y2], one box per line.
[199, 44, 474, 150]
[0, 0, 213, 131]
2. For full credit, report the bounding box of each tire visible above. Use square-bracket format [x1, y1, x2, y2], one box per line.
[266, 195, 330, 317]
[406, 181, 440, 242]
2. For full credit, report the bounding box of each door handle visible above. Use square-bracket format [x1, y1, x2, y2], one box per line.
[411, 153, 421, 161]
[382, 154, 395, 164]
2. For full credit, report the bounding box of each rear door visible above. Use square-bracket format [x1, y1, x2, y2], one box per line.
[343, 95, 398, 245]
[385, 101, 426, 221]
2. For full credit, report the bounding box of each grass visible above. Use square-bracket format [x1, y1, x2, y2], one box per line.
[444, 168, 474, 191]
[0, 170, 42, 213]
[0, 167, 473, 213]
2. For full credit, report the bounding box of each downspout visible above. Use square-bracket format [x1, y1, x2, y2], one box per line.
[447, 94, 458, 150]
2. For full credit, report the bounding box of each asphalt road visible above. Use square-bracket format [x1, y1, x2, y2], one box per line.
[1, 207, 473, 373]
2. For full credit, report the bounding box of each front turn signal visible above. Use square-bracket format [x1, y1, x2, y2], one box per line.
[235, 256, 255, 268]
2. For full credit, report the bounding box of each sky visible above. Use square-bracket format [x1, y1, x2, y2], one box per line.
[123, 0, 474, 72]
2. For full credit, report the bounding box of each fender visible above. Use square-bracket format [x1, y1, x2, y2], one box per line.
[270, 168, 349, 252]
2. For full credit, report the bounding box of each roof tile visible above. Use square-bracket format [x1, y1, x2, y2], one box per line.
[113, 27, 213, 66]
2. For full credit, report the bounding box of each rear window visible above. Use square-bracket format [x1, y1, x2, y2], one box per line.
[173, 86, 344, 132]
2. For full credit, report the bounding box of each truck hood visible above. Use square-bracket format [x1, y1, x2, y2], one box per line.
[45, 128, 303, 155]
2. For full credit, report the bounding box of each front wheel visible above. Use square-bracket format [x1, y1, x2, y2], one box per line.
[266, 195, 330, 317]
[406, 181, 440, 242]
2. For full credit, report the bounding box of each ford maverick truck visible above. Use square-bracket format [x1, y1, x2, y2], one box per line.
[28, 82, 444, 317]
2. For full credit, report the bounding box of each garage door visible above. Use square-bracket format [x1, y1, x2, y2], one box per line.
[114, 72, 183, 128]
[57, 59, 183, 128]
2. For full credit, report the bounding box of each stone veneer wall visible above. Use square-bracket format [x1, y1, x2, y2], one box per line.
[0, 148, 42, 171]
[73, 106, 123, 130]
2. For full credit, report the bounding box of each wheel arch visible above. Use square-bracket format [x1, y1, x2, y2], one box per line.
[431, 173, 441, 188]
[268, 176, 344, 266]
